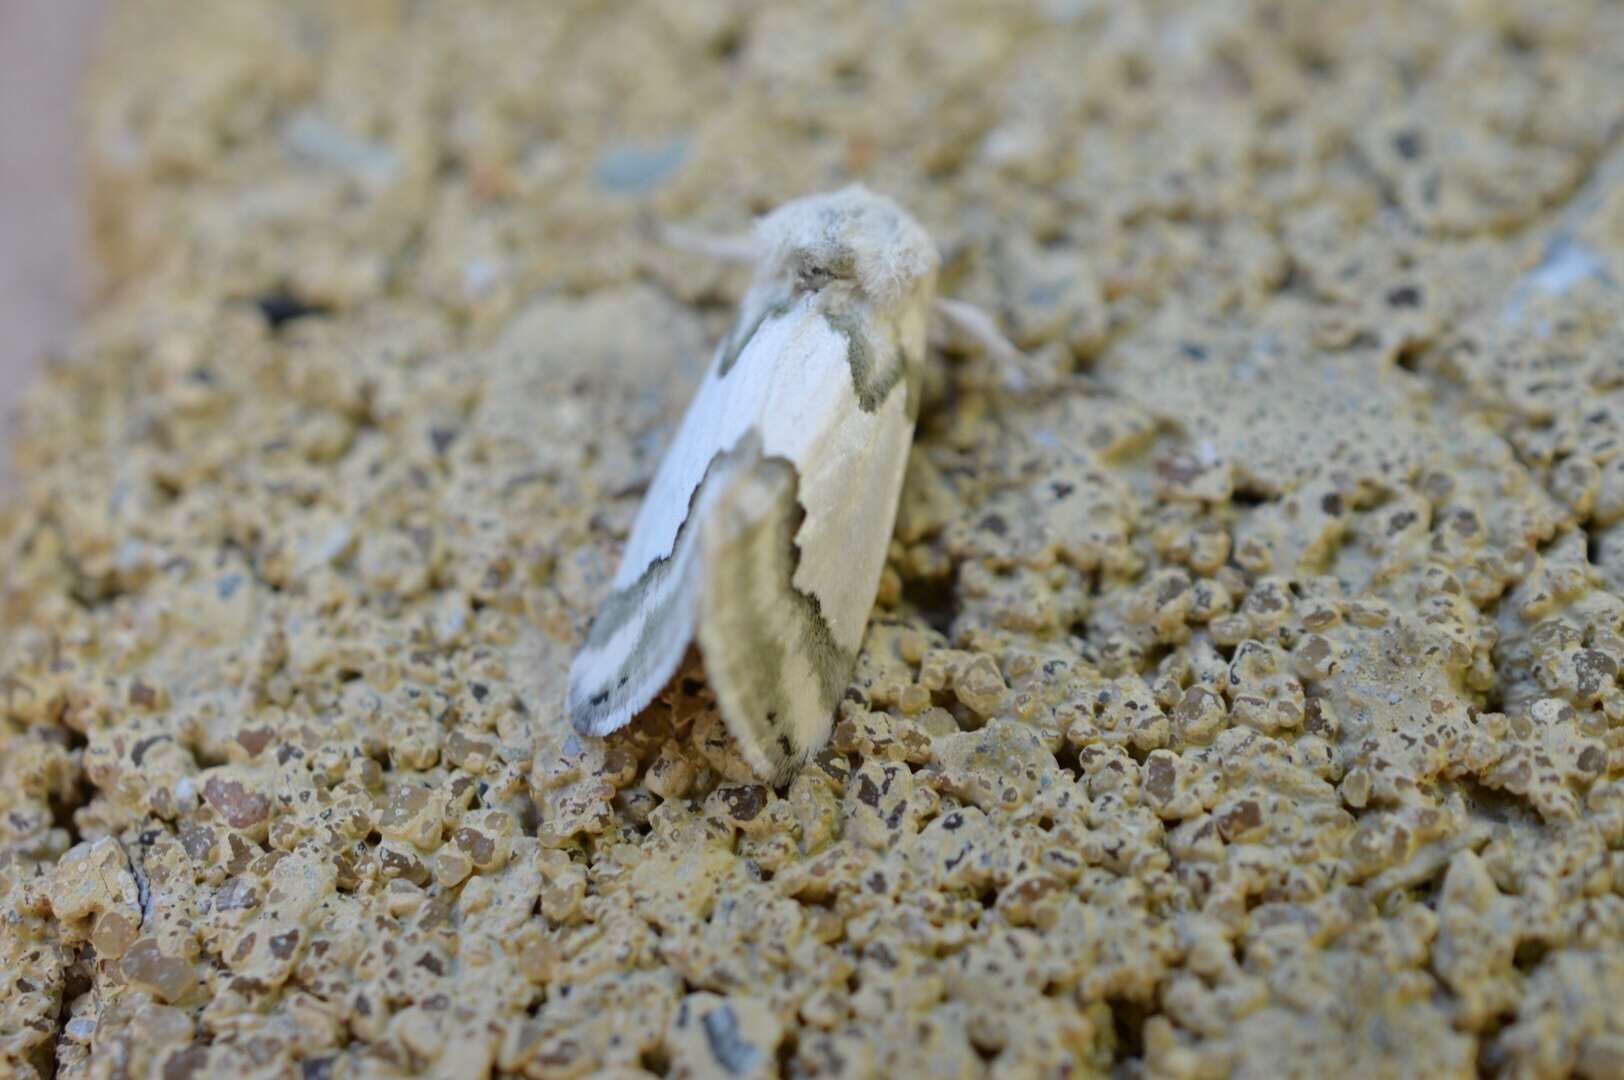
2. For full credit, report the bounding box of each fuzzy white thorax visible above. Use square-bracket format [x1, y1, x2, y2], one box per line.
[752, 185, 939, 310]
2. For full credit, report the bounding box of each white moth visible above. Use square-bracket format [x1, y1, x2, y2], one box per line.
[569, 186, 978, 781]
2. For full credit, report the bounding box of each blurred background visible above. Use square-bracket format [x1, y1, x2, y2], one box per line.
[0, 1, 104, 481]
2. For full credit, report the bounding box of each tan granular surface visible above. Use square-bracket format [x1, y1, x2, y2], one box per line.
[4, 1, 1624, 1077]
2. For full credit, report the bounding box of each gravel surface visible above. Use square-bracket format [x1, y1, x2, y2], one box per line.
[4, 3, 1623, 1077]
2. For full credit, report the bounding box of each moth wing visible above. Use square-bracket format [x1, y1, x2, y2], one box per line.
[694, 452, 851, 782]
[696, 312, 918, 780]
[564, 451, 731, 737]
[569, 283, 920, 773]
[567, 294, 817, 738]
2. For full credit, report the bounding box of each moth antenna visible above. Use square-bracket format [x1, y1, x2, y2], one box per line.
[659, 222, 756, 263]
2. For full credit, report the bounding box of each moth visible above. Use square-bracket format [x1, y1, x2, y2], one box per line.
[568, 186, 1016, 781]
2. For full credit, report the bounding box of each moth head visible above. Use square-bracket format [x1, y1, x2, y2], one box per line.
[754, 185, 939, 309]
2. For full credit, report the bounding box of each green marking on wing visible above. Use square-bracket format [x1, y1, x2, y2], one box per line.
[822, 305, 907, 413]
[699, 453, 855, 778]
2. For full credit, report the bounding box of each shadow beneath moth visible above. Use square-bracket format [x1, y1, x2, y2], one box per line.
[569, 186, 1008, 782]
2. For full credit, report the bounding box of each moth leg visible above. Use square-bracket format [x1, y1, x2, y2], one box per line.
[933, 297, 1099, 394]
[933, 296, 1066, 393]
[933, 297, 1031, 389]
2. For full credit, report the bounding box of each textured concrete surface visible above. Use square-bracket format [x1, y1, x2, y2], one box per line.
[0, 2, 104, 482]
[5, 4, 1624, 1077]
